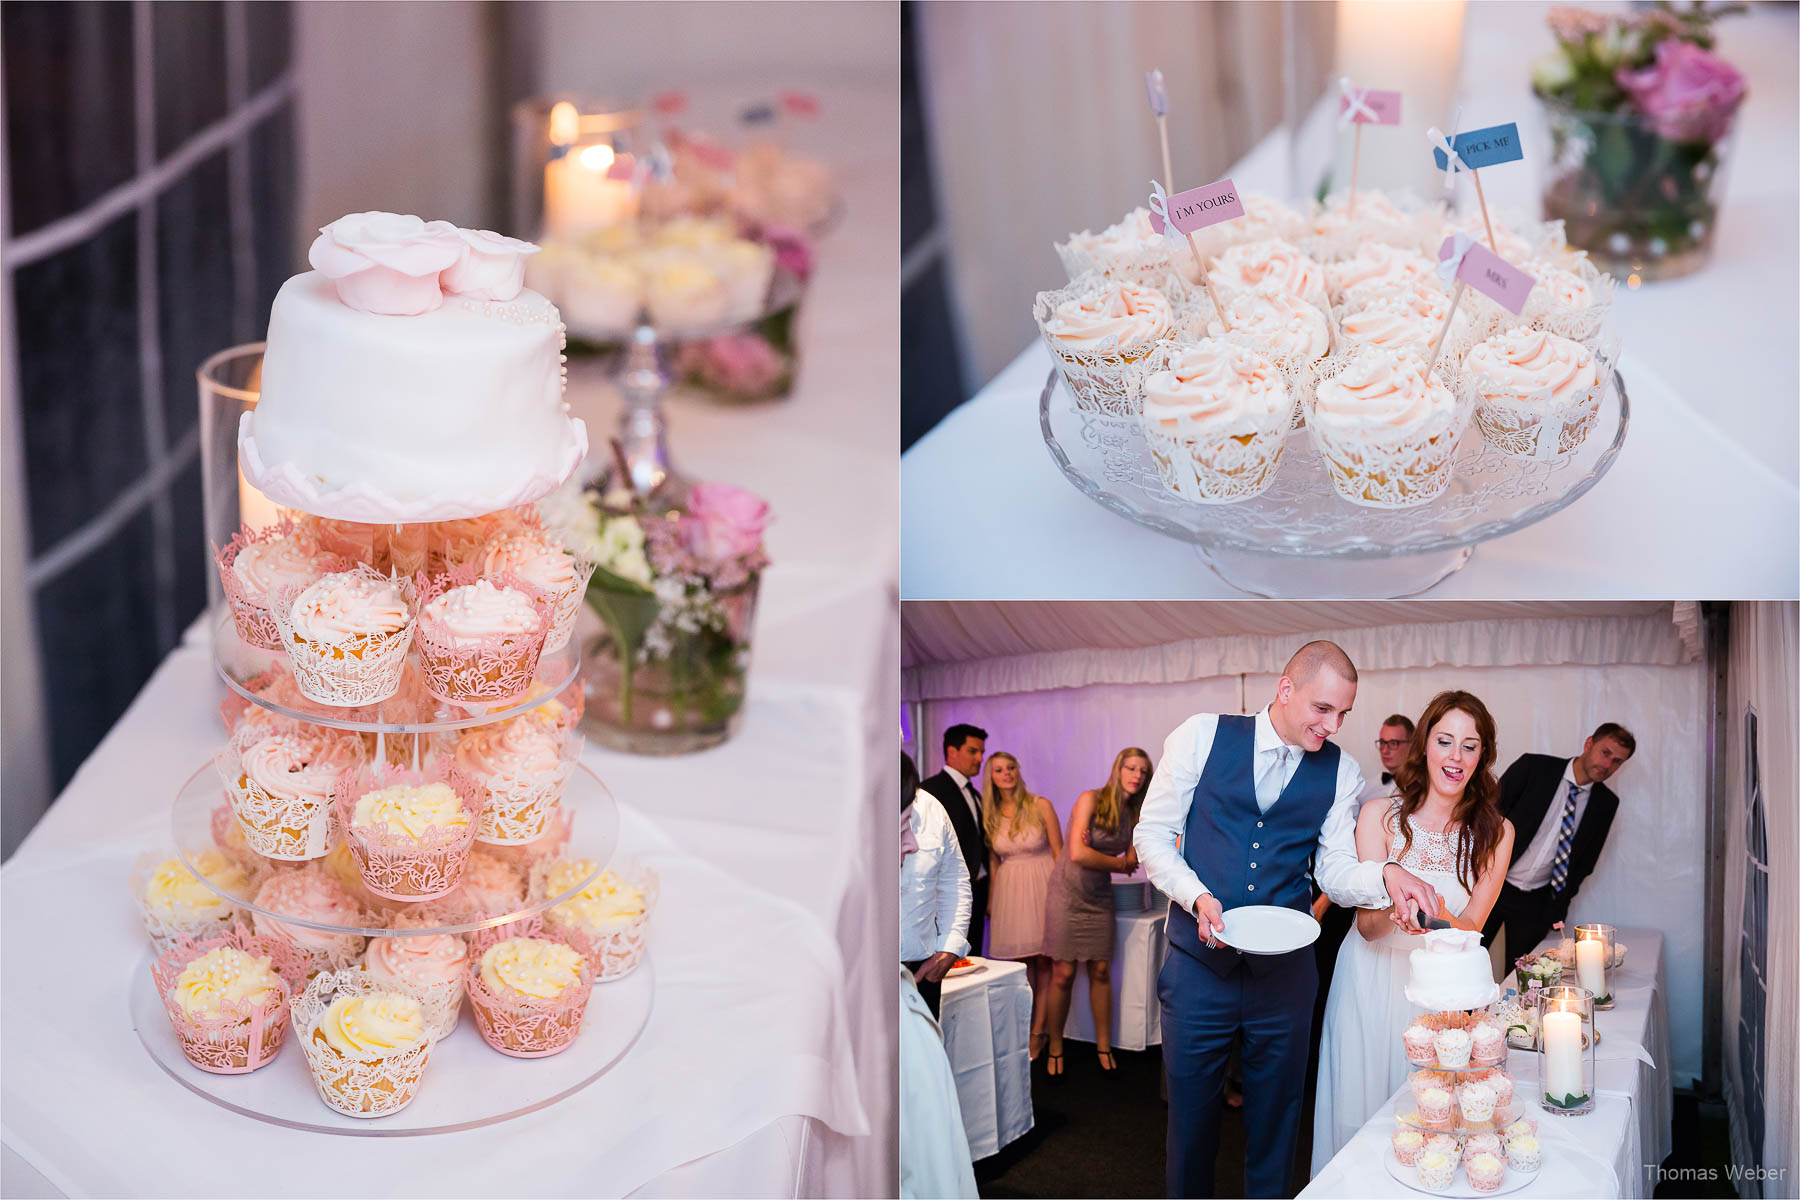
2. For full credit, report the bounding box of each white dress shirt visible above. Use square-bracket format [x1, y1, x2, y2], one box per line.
[901, 791, 973, 961]
[1135, 708, 1393, 919]
[942, 765, 986, 879]
[1506, 759, 1591, 891]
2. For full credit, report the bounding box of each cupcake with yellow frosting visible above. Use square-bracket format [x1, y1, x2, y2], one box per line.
[336, 764, 482, 901]
[1035, 274, 1181, 417]
[1310, 348, 1468, 507]
[151, 925, 310, 1073]
[643, 252, 731, 331]
[133, 850, 253, 948]
[1139, 339, 1294, 504]
[1463, 327, 1604, 459]
[540, 858, 658, 980]
[292, 970, 435, 1116]
[465, 921, 595, 1057]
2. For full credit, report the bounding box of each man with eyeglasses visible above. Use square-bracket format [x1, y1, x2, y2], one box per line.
[1359, 714, 1417, 803]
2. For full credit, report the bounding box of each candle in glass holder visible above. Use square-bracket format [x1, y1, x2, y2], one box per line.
[237, 464, 281, 531]
[1575, 938, 1606, 996]
[543, 103, 637, 238]
[1541, 1007, 1583, 1102]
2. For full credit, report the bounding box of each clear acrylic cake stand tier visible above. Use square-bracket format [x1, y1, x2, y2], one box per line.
[130, 950, 653, 1135]
[171, 760, 620, 938]
[213, 606, 581, 736]
[570, 264, 807, 504]
[1039, 368, 1630, 599]
[1383, 1146, 1540, 1197]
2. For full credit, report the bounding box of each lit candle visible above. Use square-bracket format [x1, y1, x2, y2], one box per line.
[1334, 1, 1467, 197]
[543, 103, 637, 238]
[237, 464, 281, 532]
[1575, 939, 1606, 997]
[1542, 1008, 1584, 1103]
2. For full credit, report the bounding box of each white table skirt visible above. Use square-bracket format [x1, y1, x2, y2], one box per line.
[940, 958, 1035, 1160]
[1061, 905, 1168, 1051]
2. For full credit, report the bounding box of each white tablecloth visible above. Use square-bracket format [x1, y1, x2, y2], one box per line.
[901, 8, 1798, 599]
[1061, 905, 1167, 1051]
[939, 958, 1034, 1160]
[1, 77, 898, 1196]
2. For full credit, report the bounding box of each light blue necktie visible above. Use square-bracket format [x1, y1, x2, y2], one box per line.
[1549, 780, 1580, 893]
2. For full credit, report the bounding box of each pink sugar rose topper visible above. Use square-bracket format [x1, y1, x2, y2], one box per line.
[683, 483, 770, 563]
[1615, 39, 1746, 144]
[439, 228, 541, 302]
[308, 212, 466, 315]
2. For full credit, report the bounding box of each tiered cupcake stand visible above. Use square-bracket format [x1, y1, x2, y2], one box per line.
[1384, 1012, 1542, 1196]
[132, 519, 655, 1135]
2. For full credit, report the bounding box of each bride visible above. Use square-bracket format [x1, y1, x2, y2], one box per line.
[1311, 690, 1516, 1173]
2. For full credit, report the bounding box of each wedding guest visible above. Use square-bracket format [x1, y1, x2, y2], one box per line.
[902, 752, 972, 1019]
[1311, 691, 1515, 1171]
[1136, 642, 1441, 1199]
[981, 752, 1063, 1061]
[921, 724, 989, 956]
[1359, 714, 1416, 802]
[1042, 747, 1152, 1077]
[900, 963, 978, 1199]
[1480, 723, 1634, 960]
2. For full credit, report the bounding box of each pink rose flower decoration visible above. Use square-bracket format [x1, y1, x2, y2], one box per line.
[308, 212, 466, 315]
[1616, 40, 1746, 144]
[698, 333, 788, 395]
[763, 225, 815, 282]
[440, 227, 540, 302]
[683, 482, 770, 564]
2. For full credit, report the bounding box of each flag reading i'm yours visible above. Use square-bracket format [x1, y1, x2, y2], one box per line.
[1147, 178, 1245, 237]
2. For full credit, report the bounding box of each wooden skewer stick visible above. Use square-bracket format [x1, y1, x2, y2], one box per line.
[1184, 230, 1229, 332]
[1423, 280, 1466, 378]
[1157, 114, 1174, 210]
[1470, 169, 1498, 254]
[1349, 122, 1363, 217]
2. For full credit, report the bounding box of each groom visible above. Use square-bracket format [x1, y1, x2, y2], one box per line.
[1136, 641, 1442, 1198]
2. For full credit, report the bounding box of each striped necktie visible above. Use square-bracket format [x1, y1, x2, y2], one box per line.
[1549, 780, 1580, 893]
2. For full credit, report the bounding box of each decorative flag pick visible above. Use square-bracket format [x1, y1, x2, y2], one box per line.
[779, 90, 820, 118]
[650, 91, 687, 118]
[1337, 78, 1402, 216]
[1429, 120, 1524, 255]
[1143, 69, 1173, 201]
[740, 101, 777, 127]
[1423, 233, 1536, 377]
[1148, 177, 1245, 325]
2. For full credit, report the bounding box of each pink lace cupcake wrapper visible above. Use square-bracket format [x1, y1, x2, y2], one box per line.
[151, 923, 313, 1074]
[215, 524, 350, 652]
[291, 969, 437, 1117]
[464, 916, 595, 1057]
[411, 568, 554, 705]
[332, 762, 484, 901]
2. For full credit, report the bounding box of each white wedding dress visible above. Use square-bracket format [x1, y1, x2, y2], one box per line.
[1310, 798, 1477, 1176]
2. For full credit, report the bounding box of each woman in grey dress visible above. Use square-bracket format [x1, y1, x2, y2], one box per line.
[1041, 746, 1153, 1076]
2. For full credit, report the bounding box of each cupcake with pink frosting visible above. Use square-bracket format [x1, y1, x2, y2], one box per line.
[277, 567, 414, 706]
[1206, 287, 1331, 428]
[1036, 276, 1179, 417]
[445, 850, 529, 918]
[453, 716, 573, 844]
[1463, 327, 1603, 459]
[252, 864, 368, 973]
[1057, 208, 1172, 283]
[1326, 243, 1439, 305]
[413, 574, 549, 705]
[1308, 190, 1429, 260]
[480, 530, 592, 653]
[1310, 348, 1465, 507]
[1337, 281, 1477, 365]
[1209, 238, 1330, 313]
[1138, 339, 1294, 504]
[217, 525, 346, 650]
[220, 730, 364, 860]
[361, 924, 469, 1040]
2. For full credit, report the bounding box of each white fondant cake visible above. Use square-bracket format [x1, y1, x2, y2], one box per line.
[241, 271, 587, 522]
[1404, 928, 1501, 1011]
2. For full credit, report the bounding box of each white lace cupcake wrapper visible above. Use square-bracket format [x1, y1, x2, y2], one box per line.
[1134, 341, 1297, 505]
[272, 572, 415, 708]
[469, 745, 577, 845]
[215, 743, 344, 861]
[535, 861, 659, 982]
[292, 969, 436, 1117]
[1466, 371, 1608, 461]
[1304, 354, 1475, 509]
[131, 851, 246, 951]
[1034, 274, 1197, 419]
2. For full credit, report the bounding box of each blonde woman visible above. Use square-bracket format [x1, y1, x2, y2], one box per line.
[1041, 747, 1153, 1076]
[982, 752, 1063, 1061]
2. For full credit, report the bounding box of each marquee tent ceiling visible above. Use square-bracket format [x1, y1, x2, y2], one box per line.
[901, 601, 1679, 667]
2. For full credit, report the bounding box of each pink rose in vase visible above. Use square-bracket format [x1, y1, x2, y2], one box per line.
[308, 212, 466, 315]
[688, 332, 789, 397]
[683, 482, 770, 565]
[1615, 40, 1747, 144]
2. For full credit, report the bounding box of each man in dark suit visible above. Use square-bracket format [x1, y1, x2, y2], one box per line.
[921, 723, 989, 957]
[1481, 723, 1635, 962]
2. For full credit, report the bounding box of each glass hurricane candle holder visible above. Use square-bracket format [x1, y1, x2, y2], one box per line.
[1573, 923, 1616, 1008]
[510, 96, 647, 242]
[198, 344, 277, 610]
[1537, 985, 1596, 1116]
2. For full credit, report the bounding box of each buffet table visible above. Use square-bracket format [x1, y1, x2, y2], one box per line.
[940, 958, 1035, 1160]
[1, 79, 897, 1199]
[1062, 904, 1167, 1051]
[901, 6, 1798, 599]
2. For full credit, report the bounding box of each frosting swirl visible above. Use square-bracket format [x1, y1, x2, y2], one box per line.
[145, 852, 248, 919]
[363, 934, 468, 990]
[546, 863, 647, 932]
[1327, 243, 1438, 300]
[1464, 328, 1599, 410]
[1445, 218, 1536, 265]
[1224, 192, 1302, 246]
[481, 532, 578, 597]
[450, 852, 526, 916]
[479, 936, 585, 1000]
[1207, 289, 1329, 362]
[316, 991, 427, 1055]
[1075, 207, 1164, 267]
[421, 579, 540, 643]
[172, 946, 282, 1018]
[288, 572, 410, 644]
[1210, 238, 1327, 308]
[1043, 281, 1172, 352]
[242, 732, 361, 803]
[453, 717, 565, 785]
[1141, 340, 1290, 435]
[254, 869, 363, 949]
[1312, 349, 1455, 436]
[1525, 261, 1594, 310]
[232, 534, 332, 598]
[350, 782, 470, 840]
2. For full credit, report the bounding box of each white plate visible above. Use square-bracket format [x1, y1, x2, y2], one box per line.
[1216, 905, 1320, 955]
[1384, 1148, 1540, 1196]
[945, 960, 986, 978]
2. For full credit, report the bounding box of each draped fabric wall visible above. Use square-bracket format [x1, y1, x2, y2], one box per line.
[1723, 602, 1798, 1193]
[916, 619, 1708, 1086]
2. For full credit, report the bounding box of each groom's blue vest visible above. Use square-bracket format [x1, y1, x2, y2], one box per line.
[1165, 714, 1340, 977]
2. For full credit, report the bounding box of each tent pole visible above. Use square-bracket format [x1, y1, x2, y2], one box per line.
[1701, 601, 1731, 1100]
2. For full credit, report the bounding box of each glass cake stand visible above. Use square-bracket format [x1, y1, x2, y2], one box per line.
[1039, 367, 1630, 598]
[130, 952, 653, 1135]
[170, 760, 620, 938]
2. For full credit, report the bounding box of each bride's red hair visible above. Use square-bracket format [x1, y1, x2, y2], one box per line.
[1391, 690, 1506, 891]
